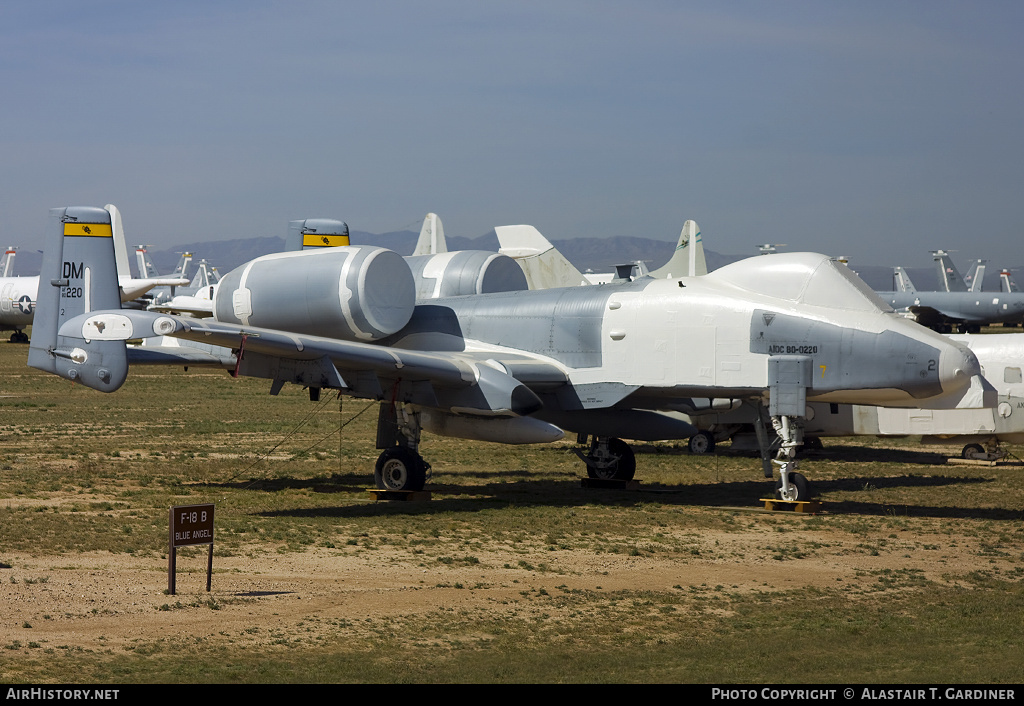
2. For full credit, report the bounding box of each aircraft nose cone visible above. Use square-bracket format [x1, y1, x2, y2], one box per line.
[938, 343, 981, 393]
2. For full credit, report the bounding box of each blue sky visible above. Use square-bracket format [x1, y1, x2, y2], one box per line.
[2, 1, 1023, 268]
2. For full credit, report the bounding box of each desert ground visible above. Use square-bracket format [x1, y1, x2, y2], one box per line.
[1, 340, 1022, 682]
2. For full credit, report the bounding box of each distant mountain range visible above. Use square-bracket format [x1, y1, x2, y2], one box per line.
[9, 229, 1020, 293]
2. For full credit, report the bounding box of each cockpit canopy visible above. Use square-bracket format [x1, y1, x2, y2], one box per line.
[707, 253, 893, 313]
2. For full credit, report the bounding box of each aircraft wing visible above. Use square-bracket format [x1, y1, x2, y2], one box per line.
[118, 276, 191, 302]
[57, 308, 561, 417]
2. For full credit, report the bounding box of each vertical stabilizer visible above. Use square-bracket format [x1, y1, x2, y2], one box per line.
[0, 247, 16, 277]
[104, 205, 133, 280]
[27, 207, 128, 392]
[964, 259, 987, 292]
[1000, 269, 1019, 293]
[171, 252, 192, 279]
[893, 267, 917, 293]
[649, 220, 708, 278]
[496, 225, 589, 289]
[285, 219, 350, 251]
[413, 213, 448, 256]
[932, 250, 966, 292]
[135, 245, 155, 278]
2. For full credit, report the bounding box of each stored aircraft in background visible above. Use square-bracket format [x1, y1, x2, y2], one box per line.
[495, 220, 708, 289]
[930, 249, 987, 294]
[30, 206, 994, 502]
[878, 250, 1024, 332]
[0, 205, 188, 342]
[130, 246, 195, 310]
[876, 273, 1024, 333]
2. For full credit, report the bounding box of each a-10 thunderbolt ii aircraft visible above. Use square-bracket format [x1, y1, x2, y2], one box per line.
[30, 206, 991, 501]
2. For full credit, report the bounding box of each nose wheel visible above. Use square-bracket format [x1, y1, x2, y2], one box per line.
[774, 468, 810, 501]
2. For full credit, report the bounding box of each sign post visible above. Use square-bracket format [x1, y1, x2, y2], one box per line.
[168, 503, 215, 595]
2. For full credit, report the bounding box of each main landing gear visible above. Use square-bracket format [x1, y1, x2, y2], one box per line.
[9, 331, 28, 343]
[961, 439, 1007, 462]
[374, 402, 431, 492]
[573, 436, 636, 481]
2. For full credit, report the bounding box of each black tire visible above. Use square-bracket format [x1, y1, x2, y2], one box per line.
[586, 438, 636, 481]
[374, 447, 427, 491]
[688, 431, 715, 455]
[775, 472, 810, 501]
[961, 443, 985, 460]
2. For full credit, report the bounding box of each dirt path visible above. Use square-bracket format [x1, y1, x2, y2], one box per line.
[1, 512, 1003, 660]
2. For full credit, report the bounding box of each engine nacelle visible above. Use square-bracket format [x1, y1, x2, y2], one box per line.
[405, 251, 528, 300]
[214, 246, 415, 341]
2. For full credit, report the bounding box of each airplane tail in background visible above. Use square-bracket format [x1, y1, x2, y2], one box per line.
[0, 247, 16, 277]
[495, 225, 589, 289]
[413, 213, 447, 256]
[894, 267, 917, 293]
[964, 259, 987, 292]
[135, 245, 156, 278]
[135, 246, 192, 281]
[27, 207, 130, 393]
[1001, 269, 1019, 293]
[285, 219, 350, 251]
[649, 220, 708, 279]
[171, 251, 192, 279]
[932, 250, 967, 292]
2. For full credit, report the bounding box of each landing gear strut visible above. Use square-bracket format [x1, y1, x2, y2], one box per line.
[374, 402, 431, 491]
[771, 414, 812, 502]
[574, 436, 636, 481]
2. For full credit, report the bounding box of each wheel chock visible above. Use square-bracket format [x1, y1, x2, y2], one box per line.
[760, 498, 822, 513]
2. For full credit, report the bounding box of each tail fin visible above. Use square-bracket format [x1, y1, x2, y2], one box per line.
[1001, 269, 1019, 293]
[894, 266, 917, 293]
[931, 250, 966, 292]
[413, 213, 448, 256]
[27, 207, 129, 392]
[285, 218, 350, 251]
[964, 259, 987, 292]
[104, 204, 133, 280]
[649, 220, 708, 278]
[0, 247, 16, 277]
[135, 245, 154, 278]
[171, 251, 192, 279]
[495, 225, 589, 289]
